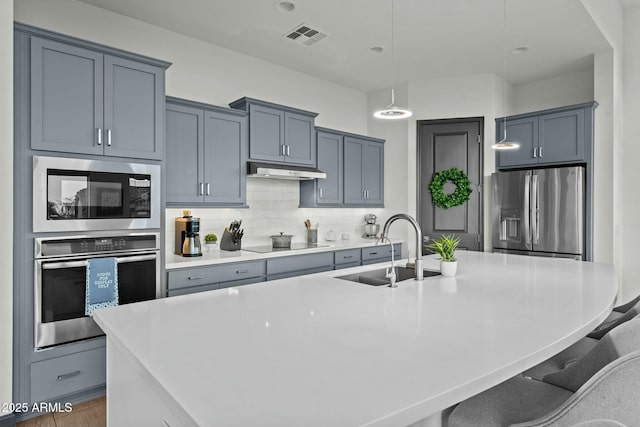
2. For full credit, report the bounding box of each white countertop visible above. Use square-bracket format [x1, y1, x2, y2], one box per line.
[95, 251, 617, 427]
[165, 237, 395, 270]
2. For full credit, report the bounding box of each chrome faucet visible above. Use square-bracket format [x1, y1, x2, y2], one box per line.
[380, 214, 424, 281]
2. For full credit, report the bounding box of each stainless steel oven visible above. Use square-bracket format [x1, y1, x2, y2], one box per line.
[34, 232, 160, 349]
[33, 155, 161, 232]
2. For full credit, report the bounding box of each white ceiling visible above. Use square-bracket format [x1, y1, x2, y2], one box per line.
[77, 0, 616, 93]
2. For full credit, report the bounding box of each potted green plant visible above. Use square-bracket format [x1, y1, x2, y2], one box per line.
[425, 234, 460, 277]
[204, 233, 218, 252]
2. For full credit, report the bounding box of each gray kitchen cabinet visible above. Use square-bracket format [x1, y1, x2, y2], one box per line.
[166, 97, 248, 207]
[344, 135, 385, 206]
[266, 252, 334, 280]
[29, 35, 168, 160]
[30, 347, 105, 403]
[361, 243, 402, 265]
[496, 102, 596, 169]
[166, 260, 266, 296]
[299, 128, 344, 206]
[334, 249, 361, 270]
[229, 97, 318, 166]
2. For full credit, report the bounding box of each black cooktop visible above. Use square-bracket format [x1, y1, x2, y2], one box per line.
[242, 243, 329, 254]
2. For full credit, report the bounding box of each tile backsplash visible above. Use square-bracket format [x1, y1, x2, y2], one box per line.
[166, 178, 388, 252]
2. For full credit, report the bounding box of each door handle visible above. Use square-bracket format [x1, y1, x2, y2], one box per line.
[286, 145, 290, 156]
[523, 173, 531, 246]
[115, 254, 157, 264]
[533, 147, 538, 158]
[539, 147, 543, 158]
[206, 183, 210, 196]
[532, 174, 539, 244]
[319, 188, 323, 198]
[199, 183, 204, 196]
[57, 370, 81, 381]
[97, 128, 103, 146]
[106, 129, 112, 146]
[281, 145, 286, 156]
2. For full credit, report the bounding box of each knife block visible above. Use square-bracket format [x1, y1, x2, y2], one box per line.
[220, 229, 241, 251]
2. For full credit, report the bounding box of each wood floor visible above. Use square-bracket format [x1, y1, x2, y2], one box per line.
[16, 397, 106, 427]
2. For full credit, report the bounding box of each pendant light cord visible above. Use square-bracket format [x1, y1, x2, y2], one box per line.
[388, 0, 396, 108]
[502, 0, 508, 140]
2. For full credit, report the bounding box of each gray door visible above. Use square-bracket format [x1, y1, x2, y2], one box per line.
[363, 142, 384, 205]
[30, 37, 104, 155]
[533, 167, 584, 256]
[249, 105, 285, 163]
[418, 119, 483, 252]
[496, 116, 538, 168]
[103, 55, 164, 160]
[204, 111, 247, 205]
[165, 103, 204, 205]
[344, 137, 364, 205]
[316, 131, 343, 205]
[538, 109, 585, 164]
[284, 112, 315, 165]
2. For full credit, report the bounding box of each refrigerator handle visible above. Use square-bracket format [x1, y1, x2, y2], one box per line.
[524, 173, 531, 246]
[532, 174, 539, 244]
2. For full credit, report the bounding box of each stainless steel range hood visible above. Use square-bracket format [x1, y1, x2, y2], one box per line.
[247, 162, 326, 180]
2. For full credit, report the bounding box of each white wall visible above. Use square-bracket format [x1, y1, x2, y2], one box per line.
[512, 68, 595, 114]
[0, 0, 13, 416]
[622, 5, 640, 302]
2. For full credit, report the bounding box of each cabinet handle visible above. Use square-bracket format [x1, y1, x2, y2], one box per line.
[319, 188, 323, 198]
[57, 370, 81, 381]
[236, 269, 249, 275]
[188, 276, 204, 280]
[369, 252, 378, 255]
[539, 147, 543, 158]
[106, 129, 112, 146]
[97, 128, 103, 146]
[206, 183, 210, 196]
[533, 147, 538, 158]
[281, 145, 286, 156]
[199, 183, 204, 196]
[343, 255, 353, 259]
[286, 145, 290, 156]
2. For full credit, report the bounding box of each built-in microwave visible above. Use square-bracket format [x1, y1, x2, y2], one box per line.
[33, 156, 161, 232]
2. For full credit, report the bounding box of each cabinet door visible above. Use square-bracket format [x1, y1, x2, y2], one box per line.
[538, 108, 585, 164]
[496, 117, 538, 169]
[103, 56, 164, 160]
[165, 104, 204, 204]
[363, 142, 384, 205]
[204, 111, 247, 205]
[344, 137, 365, 204]
[30, 37, 104, 155]
[284, 112, 315, 165]
[248, 104, 285, 162]
[316, 131, 343, 205]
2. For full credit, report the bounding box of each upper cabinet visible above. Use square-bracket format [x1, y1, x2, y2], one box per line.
[166, 97, 247, 207]
[300, 128, 384, 208]
[496, 102, 596, 169]
[24, 26, 170, 160]
[229, 97, 317, 166]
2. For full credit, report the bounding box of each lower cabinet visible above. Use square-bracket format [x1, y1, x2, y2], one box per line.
[167, 260, 266, 296]
[266, 252, 334, 281]
[30, 347, 106, 403]
[167, 244, 404, 296]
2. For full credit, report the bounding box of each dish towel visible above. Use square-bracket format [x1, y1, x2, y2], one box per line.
[85, 257, 119, 316]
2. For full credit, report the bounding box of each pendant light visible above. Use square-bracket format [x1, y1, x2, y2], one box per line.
[373, 0, 412, 120]
[492, 0, 519, 150]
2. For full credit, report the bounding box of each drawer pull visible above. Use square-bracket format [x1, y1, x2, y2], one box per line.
[57, 370, 81, 381]
[343, 255, 353, 259]
[188, 276, 204, 280]
[369, 252, 378, 256]
[236, 269, 249, 274]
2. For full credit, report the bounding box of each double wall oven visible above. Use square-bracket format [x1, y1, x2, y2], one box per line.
[32, 156, 162, 349]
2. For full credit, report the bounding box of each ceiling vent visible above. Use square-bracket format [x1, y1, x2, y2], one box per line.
[284, 24, 327, 46]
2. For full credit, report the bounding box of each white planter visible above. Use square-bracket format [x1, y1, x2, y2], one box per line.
[440, 260, 457, 277]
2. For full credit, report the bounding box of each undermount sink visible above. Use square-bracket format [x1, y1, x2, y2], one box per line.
[337, 266, 441, 286]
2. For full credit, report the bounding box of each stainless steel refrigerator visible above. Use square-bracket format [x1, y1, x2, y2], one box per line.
[492, 166, 585, 260]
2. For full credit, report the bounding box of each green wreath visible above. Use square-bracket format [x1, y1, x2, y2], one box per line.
[428, 167, 473, 209]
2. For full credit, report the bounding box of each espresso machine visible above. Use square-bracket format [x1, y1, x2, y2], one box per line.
[175, 210, 202, 257]
[363, 214, 380, 239]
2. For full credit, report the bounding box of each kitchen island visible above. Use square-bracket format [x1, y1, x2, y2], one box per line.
[93, 251, 617, 427]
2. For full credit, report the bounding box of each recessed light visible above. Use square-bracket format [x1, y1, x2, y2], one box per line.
[370, 46, 384, 54]
[511, 46, 529, 55]
[275, 1, 295, 12]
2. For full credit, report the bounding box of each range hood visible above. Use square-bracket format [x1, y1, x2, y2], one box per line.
[247, 162, 326, 181]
